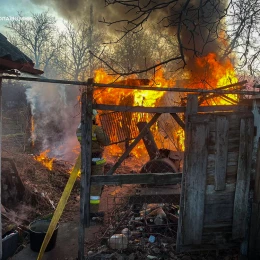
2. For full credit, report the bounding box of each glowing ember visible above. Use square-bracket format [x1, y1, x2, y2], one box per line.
[34, 149, 55, 171]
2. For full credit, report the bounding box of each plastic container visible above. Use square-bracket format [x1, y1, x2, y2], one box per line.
[109, 234, 128, 249]
[29, 219, 59, 252]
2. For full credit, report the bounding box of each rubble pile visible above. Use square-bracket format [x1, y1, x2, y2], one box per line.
[87, 201, 239, 260]
[88, 203, 181, 259]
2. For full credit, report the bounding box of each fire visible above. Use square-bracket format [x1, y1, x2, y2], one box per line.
[34, 149, 55, 171]
[93, 52, 238, 158]
[194, 53, 238, 105]
[94, 68, 176, 158]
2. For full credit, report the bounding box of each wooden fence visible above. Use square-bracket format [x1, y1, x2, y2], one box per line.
[177, 95, 254, 252]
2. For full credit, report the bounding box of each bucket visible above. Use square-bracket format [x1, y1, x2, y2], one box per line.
[29, 219, 59, 252]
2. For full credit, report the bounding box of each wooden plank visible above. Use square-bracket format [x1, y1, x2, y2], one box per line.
[204, 203, 233, 225]
[190, 112, 253, 125]
[170, 113, 185, 130]
[94, 104, 249, 113]
[249, 102, 260, 259]
[205, 184, 235, 204]
[214, 116, 229, 191]
[94, 104, 185, 113]
[186, 94, 198, 119]
[138, 185, 181, 195]
[78, 83, 93, 260]
[3, 75, 255, 95]
[177, 95, 198, 252]
[232, 117, 254, 239]
[137, 122, 158, 160]
[106, 113, 161, 176]
[249, 203, 260, 258]
[182, 122, 208, 246]
[90, 172, 182, 185]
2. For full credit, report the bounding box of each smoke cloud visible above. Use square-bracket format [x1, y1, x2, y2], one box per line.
[26, 83, 80, 162]
[31, 0, 227, 67]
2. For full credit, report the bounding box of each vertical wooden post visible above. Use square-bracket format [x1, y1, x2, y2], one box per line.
[232, 117, 254, 239]
[78, 79, 93, 260]
[249, 97, 260, 259]
[185, 94, 198, 125]
[0, 75, 2, 260]
[177, 94, 198, 252]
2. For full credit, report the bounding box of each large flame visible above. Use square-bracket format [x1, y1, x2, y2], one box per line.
[34, 149, 55, 171]
[94, 68, 176, 159]
[194, 53, 238, 105]
[93, 52, 238, 158]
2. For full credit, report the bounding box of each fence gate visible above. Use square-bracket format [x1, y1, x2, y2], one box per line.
[177, 111, 254, 252]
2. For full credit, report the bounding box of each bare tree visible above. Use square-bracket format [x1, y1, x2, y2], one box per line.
[102, 25, 181, 78]
[6, 11, 60, 74]
[226, 0, 260, 76]
[56, 19, 105, 81]
[94, 0, 260, 77]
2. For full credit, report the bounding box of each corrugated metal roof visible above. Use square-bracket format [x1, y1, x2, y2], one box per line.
[0, 33, 33, 64]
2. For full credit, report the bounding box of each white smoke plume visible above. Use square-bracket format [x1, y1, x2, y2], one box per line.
[26, 82, 80, 162]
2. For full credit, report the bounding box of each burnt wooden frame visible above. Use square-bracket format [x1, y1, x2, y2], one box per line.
[1, 75, 257, 260]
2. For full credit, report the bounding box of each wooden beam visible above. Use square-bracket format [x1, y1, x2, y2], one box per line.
[137, 122, 159, 160]
[182, 123, 208, 246]
[177, 94, 199, 252]
[106, 113, 161, 176]
[2, 75, 258, 95]
[91, 173, 182, 185]
[249, 140, 260, 259]
[94, 104, 249, 113]
[232, 117, 254, 239]
[78, 81, 93, 260]
[249, 98, 260, 258]
[186, 94, 198, 117]
[94, 82, 255, 94]
[170, 113, 185, 130]
[94, 104, 185, 113]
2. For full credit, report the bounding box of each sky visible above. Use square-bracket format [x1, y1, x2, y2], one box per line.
[0, 0, 64, 34]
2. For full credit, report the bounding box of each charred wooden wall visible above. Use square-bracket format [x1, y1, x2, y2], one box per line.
[177, 111, 254, 252]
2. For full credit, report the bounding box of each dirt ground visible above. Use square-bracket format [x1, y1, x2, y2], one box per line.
[1, 151, 241, 260]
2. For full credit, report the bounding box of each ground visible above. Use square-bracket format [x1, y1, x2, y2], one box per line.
[2, 151, 240, 260]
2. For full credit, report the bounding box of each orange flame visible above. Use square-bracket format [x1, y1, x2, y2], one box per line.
[194, 53, 238, 105]
[34, 149, 55, 170]
[93, 51, 238, 158]
[94, 68, 176, 158]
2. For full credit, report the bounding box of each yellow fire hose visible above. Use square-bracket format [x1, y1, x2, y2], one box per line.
[37, 155, 81, 260]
